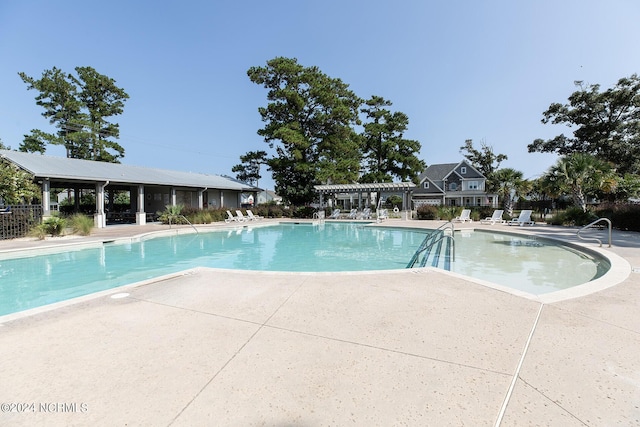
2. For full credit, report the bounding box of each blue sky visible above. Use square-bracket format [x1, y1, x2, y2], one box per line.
[1, 0, 639, 190]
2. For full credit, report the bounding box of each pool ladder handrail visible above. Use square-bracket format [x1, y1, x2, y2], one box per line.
[576, 217, 611, 247]
[422, 234, 455, 268]
[168, 214, 199, 234]
[313, 210, 325, 222]
[407, 222, 455, 269]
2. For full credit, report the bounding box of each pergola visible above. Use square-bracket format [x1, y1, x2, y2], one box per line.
[314, 182, 415, 212]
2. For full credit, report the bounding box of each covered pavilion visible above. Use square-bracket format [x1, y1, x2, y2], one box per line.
[0, 149, 258, 228]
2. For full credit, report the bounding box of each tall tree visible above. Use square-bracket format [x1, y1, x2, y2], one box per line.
[232, 150, 268, 186]
[528, 75, 640, 174]
[459, 139, 508, 192]
[19, 66, 129, 162]
[543, 153, 616, 212]
[494, 168, 526, 216]
[359, 96, 425, 183]
[247, 57, 362, 205]
[18, 67, 83, 157]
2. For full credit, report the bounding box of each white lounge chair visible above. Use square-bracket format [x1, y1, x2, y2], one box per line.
[480, 210, 505, 225]
[347, 209, 358, 219]
[328, 209, 341, 219]
[360, 208, 372, 219]
[246, 209, 263, 220]
[235, 210, 248, 222]
[225, 210, 245, 223]
[377, 209, 388, 222]
[507, 210, 534, 226]
[452, 209, 472, 223]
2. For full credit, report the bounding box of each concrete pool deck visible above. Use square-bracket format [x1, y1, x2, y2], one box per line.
[0, 219, 638, 426]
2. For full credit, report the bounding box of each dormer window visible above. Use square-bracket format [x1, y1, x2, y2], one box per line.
[423, 182, 429, 189]
[461, 166, 467, 174]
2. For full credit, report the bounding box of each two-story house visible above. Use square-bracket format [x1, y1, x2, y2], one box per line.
[412, 160, 498, 208]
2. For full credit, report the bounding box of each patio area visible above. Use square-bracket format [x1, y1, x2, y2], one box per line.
[0, 220, 638, 426]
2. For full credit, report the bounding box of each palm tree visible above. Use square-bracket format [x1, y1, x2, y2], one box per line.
[544, 153, 615, 212]
[494, 168, 525, 217]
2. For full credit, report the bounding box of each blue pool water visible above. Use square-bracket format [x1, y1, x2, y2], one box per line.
[0, 222, 609, 316]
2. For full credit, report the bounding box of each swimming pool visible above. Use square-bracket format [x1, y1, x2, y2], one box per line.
[0, 222, 609, 316]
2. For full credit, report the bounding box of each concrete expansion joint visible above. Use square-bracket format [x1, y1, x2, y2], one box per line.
[494, 303, 544, 426]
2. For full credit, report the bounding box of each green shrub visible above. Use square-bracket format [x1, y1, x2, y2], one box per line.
[157, 204, 186, 225]
[437, 206, 460, 221]
[292, 206, 317, 219]
[595, 202, 640, 231]
[33, 216, 67, 237]
[28, 224, 47, 240]
[68, 213, 94, 236]
[549, 206, 598, 226]
[416, 205, 438, 220]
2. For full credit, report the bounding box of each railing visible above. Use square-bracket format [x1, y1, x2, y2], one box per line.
[577, 217, 612, 247]
[168, 214, 199, 234]
[407, 222, 455, 269]
[313, 211, 325, 222]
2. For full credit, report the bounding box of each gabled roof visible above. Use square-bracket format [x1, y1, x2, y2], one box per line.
[419, 163, 459, 182]
[0, 149, 256, 191]
[419, 160, 485, 183]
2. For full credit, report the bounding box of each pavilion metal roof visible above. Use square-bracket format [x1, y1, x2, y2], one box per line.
[314, 182, 415, 193]
[0, 149, 256, 191]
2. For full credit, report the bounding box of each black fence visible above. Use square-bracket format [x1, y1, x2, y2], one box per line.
[0, 205, 43, 240]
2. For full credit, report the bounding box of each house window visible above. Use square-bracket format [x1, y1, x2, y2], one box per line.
[423, 182, 429, 189]
[449, 183, 457, 191]
[461, 166, 467, 174]
[468, 181, 478, 190]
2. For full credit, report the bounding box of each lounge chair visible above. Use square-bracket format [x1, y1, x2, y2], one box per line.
[347, 209, 358, 219]
[235, 210, 248, 222]
[360, 207, 372, 219]
[452, 209, 472, 223]
[480, 210, 505, 225]
[246, 209, 263, 220]
[328, 209, 341, 219]
[377, 209, 388, 221]
[225, 210, 245, 223]
[507, 210, 534, 226]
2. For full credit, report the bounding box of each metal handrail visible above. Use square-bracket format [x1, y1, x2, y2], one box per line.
[407, 222, 455, 268]
[577, 217, 611, 247]
[169, 214, 199, 234]
[418, 234, 455, 267]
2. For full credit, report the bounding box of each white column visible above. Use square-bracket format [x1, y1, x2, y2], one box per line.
[198, 189, 204, 209]
[94, 182, 106, 228]
[136, 185, 146, 225]
[42, 178, 51, 217]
